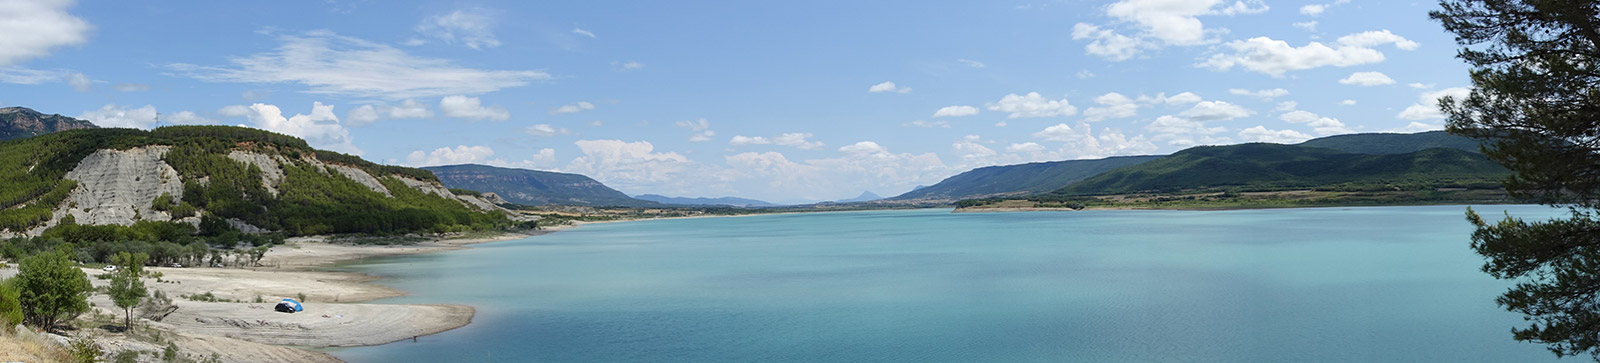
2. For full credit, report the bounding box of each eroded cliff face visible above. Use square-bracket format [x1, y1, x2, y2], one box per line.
[50, 147, 186, 231]
[7, 148, 520, 237]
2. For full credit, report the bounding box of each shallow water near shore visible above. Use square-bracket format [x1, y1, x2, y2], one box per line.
[331, 205, 1566, 362]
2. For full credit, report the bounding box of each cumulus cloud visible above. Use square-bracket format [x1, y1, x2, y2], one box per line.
[0, 0, 90, 67]
[1153, 91, 1204, 105]
[773, 132, 823, 150]
[346, 105, 381, 126]
[988, 92, 1077, 118]
[1340, 99, 1357, 106]
[1279, 110, 1353, 135]
[1293, 21, 1318, 32]
[1072, 0, 1268, 61]
[167, 31, 549, 99]
[1300, 0, 1349, 16]
[1006, 142, 1045, 153]
[1228, 88, 1289, 99]
[563, 140, 697, 191]
[1178, 101, 1253, 121]
[675, 118, 714, 142]
[415, 8, 500, 49]
[1146, 115, 1231, 147]
[868, 81, 911, 94]
[1082, 92, 1140, 122]
[550, 101, 596, 115]
[77, 104, 158, 129]
[1030, 123, 1158, 160]
[933, 105, 979, 117]
[164, 111, 216, 125]
[440, 95, 510, 121]
[345, 99, 434, 126]
[1238, 126, 1313, 143]
[407, 145, 496, 166]
[1387, 121, 1444, 133]
[234, 102, 362, 154]
[1199, 30, 1419, 76]
[1397, 87, 1471, 120]
[1339, 71, 1396, 86]
[729, 136, 771, 146]
[525, 124, 571, 137]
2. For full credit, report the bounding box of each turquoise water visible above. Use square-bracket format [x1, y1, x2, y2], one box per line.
[331, 206, 1567, 362]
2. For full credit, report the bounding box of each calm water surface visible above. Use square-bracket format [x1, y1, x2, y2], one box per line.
[331, 205, 1567, 362]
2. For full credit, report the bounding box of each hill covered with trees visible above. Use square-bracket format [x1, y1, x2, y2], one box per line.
[424, 164, 660, 207]
[888, 155, 1161, 202]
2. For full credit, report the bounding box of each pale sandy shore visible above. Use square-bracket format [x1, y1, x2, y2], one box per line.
[0, 231, 537, 362]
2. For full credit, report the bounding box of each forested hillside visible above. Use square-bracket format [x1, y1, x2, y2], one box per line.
[1295, 131, 1482, 154]
[424, 164, 659, 207]
[0, 126, 515, 242]
[890, 155, 1161, 202]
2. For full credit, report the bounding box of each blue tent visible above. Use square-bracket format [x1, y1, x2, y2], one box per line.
[277, 298, 303, 312]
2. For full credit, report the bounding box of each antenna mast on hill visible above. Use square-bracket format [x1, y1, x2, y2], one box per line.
[154, 112, 163, 129]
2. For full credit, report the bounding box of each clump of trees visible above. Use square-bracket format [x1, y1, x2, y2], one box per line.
[10, 249, 93, 329]
[1432, 0, 1600, 358]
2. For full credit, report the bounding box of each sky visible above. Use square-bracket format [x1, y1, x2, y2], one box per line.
[2, 0, 1475, 204]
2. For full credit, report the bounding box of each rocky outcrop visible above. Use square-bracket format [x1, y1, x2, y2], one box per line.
[49, 146, 185, 233]
[227, 151, 288, 197]
[327, 164, 392, 197]
[0, 107, 98, 141]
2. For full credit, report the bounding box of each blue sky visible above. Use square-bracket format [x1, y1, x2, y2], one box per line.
[3, 0, 1472, 203]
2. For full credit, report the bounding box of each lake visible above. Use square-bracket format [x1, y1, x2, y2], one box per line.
[331, 205, 1566, 362]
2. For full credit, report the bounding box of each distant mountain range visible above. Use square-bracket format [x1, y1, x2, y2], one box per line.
[1, 107, 97, 141]
[423, 164, 661, 207]
[634, 194, 777, 207]
[888, 156, 1160, 202]
[835, 191, 882, 203]
[891, 131, 1501, 203]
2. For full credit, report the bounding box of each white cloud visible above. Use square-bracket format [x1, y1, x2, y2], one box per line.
[1279, 110, 1353, 135]
[1030, 123, 1158, 160]
[1228, 88, 1289, 99]
[868, 81, 911, 94]
[164, 111, 216, 125]
[839, 141, 889, 155]
[1072, 0, 1268, 61]
[416, 8, 500, 49]
[676, 118, 711, 131]
[1275, 101, 1299, 111]
[1083, 92, 1140, 122]
[440, 95, 510, 121]
[0, 0, 90, 66]
[1398, 87, 1471, 120]
[525, 124, 571, 137]
[1238, 126, 1313, 143]
[1199, 30, 1419, 76]
[563, 140, 697, 191]
[1006, 142, 1045, 153]
[347, 105, 381, 126]
[168, 31, 549, 99]
[1072, 23, 1146, 61]
[1146, 115, 1231, 147]
[1340, 99, 1357, 106]
[773, 132, 823, 150]
[571, 28, 596, 38]
[1153, 91, 1204, 105]
[988, 92, 1077, 118]
[1300, 0, 1349, 16]
[958, 59, 985, 68]
[1387, 121, 1444, 133]
[1339, 71, 1396, 86]
[1293, 21, 1318, 32]
[1077, 69, 1096, 79]
[933, 105, 980, 117]
[406, 145, 496, 166]
[387, 99, 433, 118]
[729, 136, 771, 146]
[235, 102, 362, 154]
[67, 72, 91, 92]
[78, 104, 158, 129]
[903, 120, 951, 128]
[676, 118, 714, 142]
[1408, 82, 1435, 89]
[550, 101, 596, 115]
[1178, 101, 1253, 121]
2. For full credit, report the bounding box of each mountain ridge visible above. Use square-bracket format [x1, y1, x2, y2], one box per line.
[423, 164, 660, 207]
[0, 106, 98, 141]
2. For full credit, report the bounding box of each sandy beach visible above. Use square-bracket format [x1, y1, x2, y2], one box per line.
[0, 231, 539, 362]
